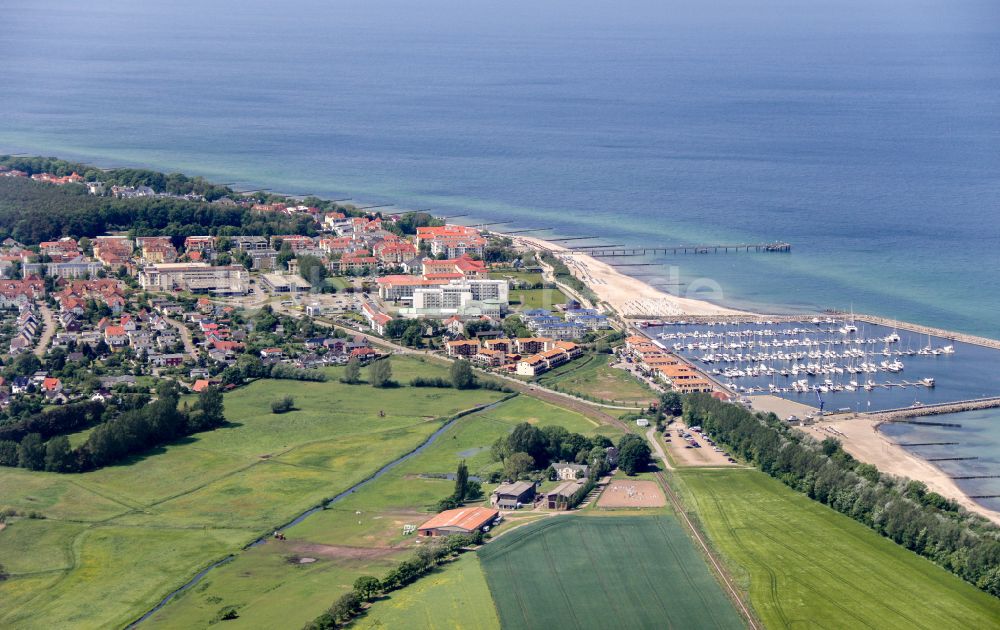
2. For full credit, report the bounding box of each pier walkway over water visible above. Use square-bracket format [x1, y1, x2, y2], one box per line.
[568, 242, 791, 257]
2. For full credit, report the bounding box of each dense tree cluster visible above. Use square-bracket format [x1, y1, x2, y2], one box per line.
[491, 422, 614, 481]
[0, 401, 103, 443]
[383, 318, 436, 348]
[385, 211, 442, 236]
[0, 387, 226, 473]
[220, 357, 327, 387]
[616, 434, 651, 475]
[0, 156, 233, 200]
[0, 176, 314, 245]
[683, 393, 1000, 597]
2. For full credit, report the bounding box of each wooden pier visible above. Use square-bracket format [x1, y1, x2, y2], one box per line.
[570, 242, 791, 257]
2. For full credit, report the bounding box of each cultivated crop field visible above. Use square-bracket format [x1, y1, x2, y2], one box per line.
[0, 356, 504, 629]
[478, 515, 744, 630]
[677, 468, 1000, 629]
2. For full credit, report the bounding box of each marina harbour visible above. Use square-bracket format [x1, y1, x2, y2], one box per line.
[644, 319, 1000, 413]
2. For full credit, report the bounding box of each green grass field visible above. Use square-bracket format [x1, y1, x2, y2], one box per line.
[478, 515, 744, 630]
[537, 353, 654, 405]
[143, 394, 624, 628]
[677, 468, 1000, 629]
[354, 554, 500, 630]
[0, 356, 504, 630]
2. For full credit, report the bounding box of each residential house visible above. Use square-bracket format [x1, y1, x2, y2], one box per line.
[551, 462, 589, 481]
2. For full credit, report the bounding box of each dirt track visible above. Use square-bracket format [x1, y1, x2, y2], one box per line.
[597, 480, 665, 508]
[287, 542, 399, 560]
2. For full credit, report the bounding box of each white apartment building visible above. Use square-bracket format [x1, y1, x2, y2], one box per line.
[139, 263, 249, 295]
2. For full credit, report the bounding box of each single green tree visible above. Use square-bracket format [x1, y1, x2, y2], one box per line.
[341, 357, 361, 384]
[369, 358, 393, 388]
[453, 460, 469, 502]
[450, 359, 475, 390]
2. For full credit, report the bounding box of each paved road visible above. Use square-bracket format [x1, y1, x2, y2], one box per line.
[33, 303, 55, 358]
[163, 315, 198, 358]
[646, 427, 674, 470]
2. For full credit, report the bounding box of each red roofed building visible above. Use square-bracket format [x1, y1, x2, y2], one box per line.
[104, 326, 128, 348]
[415, 225, 480, 243]
[350, 347, 378, 360]
[417, 506, 499, 537]
[422, 256, 487, 278]
[319, 236, 359, 255]
[339, 253, 377, 273]
[192, 379, 214, 392]
[374, 240, 417, 264]
[361, 303, 392, 335]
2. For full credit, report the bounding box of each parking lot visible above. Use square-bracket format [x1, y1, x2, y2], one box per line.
[662, 421, 740, 467]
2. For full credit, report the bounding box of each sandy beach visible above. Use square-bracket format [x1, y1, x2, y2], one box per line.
[516, 232, 1000, 525]
[516, 236, 742, 317]
[801, 417, 1000, 525]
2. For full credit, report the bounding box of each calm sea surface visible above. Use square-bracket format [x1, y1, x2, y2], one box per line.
[2, 0, 999, 504]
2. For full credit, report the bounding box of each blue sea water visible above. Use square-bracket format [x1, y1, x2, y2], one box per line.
[1, 0, 999, 504]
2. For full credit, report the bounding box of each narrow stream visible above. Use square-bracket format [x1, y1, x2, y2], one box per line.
[127, 398, 510, 627]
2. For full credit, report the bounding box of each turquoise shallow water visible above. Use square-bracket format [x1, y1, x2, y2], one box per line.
[2, 0, 999, 504]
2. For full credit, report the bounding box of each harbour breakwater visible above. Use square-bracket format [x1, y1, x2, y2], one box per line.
[868, 396, 1000, 423]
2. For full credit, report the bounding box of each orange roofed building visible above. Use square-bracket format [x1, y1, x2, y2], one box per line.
[417, 506, 499, 537]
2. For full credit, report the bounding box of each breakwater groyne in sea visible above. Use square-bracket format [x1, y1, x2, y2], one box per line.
[868, 396, 1000, 423]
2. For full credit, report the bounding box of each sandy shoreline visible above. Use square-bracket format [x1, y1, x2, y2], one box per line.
[514, 233, 1000, 525]
[802, 417, 1000, 525]
[515, 236, 743, 317]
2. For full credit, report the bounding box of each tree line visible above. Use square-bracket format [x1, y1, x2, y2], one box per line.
[302, 532, 482, 629]
[0, 384, 226, 473]
[682, 393, 1000, 597]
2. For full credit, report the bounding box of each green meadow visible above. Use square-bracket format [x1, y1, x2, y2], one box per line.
[0, 356, 504, 630]
[676, 468, 1000, 629]
[537, 352, 654, 405]
[143, 390, 620, 628]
